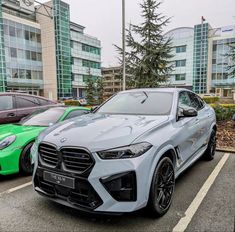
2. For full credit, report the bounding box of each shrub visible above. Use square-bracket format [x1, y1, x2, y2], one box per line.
[203, 96, 220, 104]
[210, 104, 235, 121]
[64, 100, 81, 106]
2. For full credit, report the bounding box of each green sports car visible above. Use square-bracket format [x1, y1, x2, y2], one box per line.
[0, 106, 90, 175]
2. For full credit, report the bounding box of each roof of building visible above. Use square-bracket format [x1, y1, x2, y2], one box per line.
[119, 88, 191, 94]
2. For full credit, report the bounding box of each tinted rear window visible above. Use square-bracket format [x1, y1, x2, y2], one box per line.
[37, 98, 52, 106]
[0, 96, 13, 110]
[16, 96, 40, 108]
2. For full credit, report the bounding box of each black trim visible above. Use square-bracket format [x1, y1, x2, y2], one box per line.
[38, 142, 95, 178]
[34, 167, 103, 211]
[100, 171, 137, 202]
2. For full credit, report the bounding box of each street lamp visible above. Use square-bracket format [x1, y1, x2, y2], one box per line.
[122, 0, 126, 91]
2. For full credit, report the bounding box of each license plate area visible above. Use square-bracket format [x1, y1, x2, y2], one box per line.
[43, 171, 75, 189]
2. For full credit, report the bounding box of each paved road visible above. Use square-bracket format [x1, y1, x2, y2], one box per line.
[0, 152, 234, 232]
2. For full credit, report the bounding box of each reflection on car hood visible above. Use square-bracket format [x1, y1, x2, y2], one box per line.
[0, 124, 46, 141]
[42, 113, 169, 151]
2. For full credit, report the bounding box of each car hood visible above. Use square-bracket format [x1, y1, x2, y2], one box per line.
[42, 113, 169, 152]
[0, 124, 46, 141]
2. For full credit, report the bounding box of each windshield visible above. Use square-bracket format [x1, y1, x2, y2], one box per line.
[97, 91, 173, 115]
[19, 108, 65, 126]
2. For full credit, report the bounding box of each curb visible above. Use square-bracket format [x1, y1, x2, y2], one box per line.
[216, 147, 235, 154]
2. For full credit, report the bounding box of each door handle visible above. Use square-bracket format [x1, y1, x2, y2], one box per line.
[7, 113, 16, 117]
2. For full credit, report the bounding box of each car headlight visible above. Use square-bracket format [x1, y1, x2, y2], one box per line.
[97, 142, 152, 159]
[0, 135, 16, 150]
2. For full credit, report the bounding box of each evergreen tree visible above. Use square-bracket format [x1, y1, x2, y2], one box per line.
[116, 0, 173, 88]
[86, 76, 96, 105]
[96, 77, 104, 104]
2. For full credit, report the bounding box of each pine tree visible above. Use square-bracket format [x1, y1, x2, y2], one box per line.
[116, 0, 173, 88]
[96, 77, 104, 104]
[86, 77, 95, 105]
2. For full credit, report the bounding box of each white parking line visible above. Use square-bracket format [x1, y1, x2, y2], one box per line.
[0, 181, 32, 197]
[173, 153, 230, 232]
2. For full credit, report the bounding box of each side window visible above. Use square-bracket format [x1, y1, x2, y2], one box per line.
[196, 96, 205, 110]
[16, 96, 40, 108]
[64, 110, 87, 120]
[188, 92, 202, 111]
[38, 98, 50, 106]
[178, 92, 191, 110]
[0, 96, 13, 111]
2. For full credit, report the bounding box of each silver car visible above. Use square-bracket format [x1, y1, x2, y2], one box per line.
[32, 88, 216, 217]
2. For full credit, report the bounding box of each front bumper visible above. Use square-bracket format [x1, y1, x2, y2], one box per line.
[0, 149, 22, 175]
[33, 147, 155, 213]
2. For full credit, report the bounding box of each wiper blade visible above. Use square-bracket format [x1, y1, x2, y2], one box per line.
[141, 91, 148, 104]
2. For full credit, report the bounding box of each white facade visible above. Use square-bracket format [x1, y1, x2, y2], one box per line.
[165, 27, 194, 89]
[208, 25, 235, 97]
[70, 23, 101, 98]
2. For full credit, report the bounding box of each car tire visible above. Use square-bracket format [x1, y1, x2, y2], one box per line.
[19, 142, 34, 175]
[147, 157, 175, 217]
[203, 129, 216, 161]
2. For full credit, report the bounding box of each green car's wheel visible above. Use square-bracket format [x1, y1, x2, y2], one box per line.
[19, 142, 34, 175]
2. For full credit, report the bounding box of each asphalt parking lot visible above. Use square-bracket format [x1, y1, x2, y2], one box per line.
[0, 152, 234, 232]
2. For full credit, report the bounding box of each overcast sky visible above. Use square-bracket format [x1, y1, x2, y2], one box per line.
[43, 0, 235, 67]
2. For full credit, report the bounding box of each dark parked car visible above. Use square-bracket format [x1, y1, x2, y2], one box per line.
[0, 92, 57, 124]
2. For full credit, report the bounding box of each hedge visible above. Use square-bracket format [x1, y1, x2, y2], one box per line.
[64, 100, 81, 106]
[202, 96, 220, 104]
[210, 104, 235, 121]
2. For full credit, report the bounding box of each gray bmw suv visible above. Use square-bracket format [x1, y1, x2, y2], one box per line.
[32, 88, 216, 217]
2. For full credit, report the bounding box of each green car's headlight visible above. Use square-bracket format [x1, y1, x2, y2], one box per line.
[97, 142, 152, 159]
[0, 135, 16, 150]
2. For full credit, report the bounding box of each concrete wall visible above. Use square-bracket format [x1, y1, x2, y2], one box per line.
[36, 1, 57, 100]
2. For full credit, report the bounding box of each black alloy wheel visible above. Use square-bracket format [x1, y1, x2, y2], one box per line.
[204, 129, 216, 161]
[19, 142, 34, 175]
[148, 157, 175, 217]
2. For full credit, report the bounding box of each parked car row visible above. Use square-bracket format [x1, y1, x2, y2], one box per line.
[1, 89, 217, 217]
[0, 106, 90, 175]
[0, 92, 58, 124]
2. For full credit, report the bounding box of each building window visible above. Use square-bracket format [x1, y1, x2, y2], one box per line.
[10, 48, 17, 58]
[3, 25, 8, 35]
[212, 59, 216, 64]
[36, 33, 41, 43]
[26, 70, 31, 79]
[12, 69, 18, 78]
[213, 44, 217, 52]
[26, 50, 31, 60]
[31, 51, 37, 61]
[9, 26, 15, 37]
[82, 44, 101, 55]
[19, 69, 26, 79]
[82, 60, 101, 69]
[176, 45, 186, 53]
[175, 74, 186, 81]
[25, 31, 30, 40]
[175, 59, 186, 67]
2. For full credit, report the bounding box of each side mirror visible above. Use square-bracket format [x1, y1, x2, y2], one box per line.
[183, 108, 198, 117]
